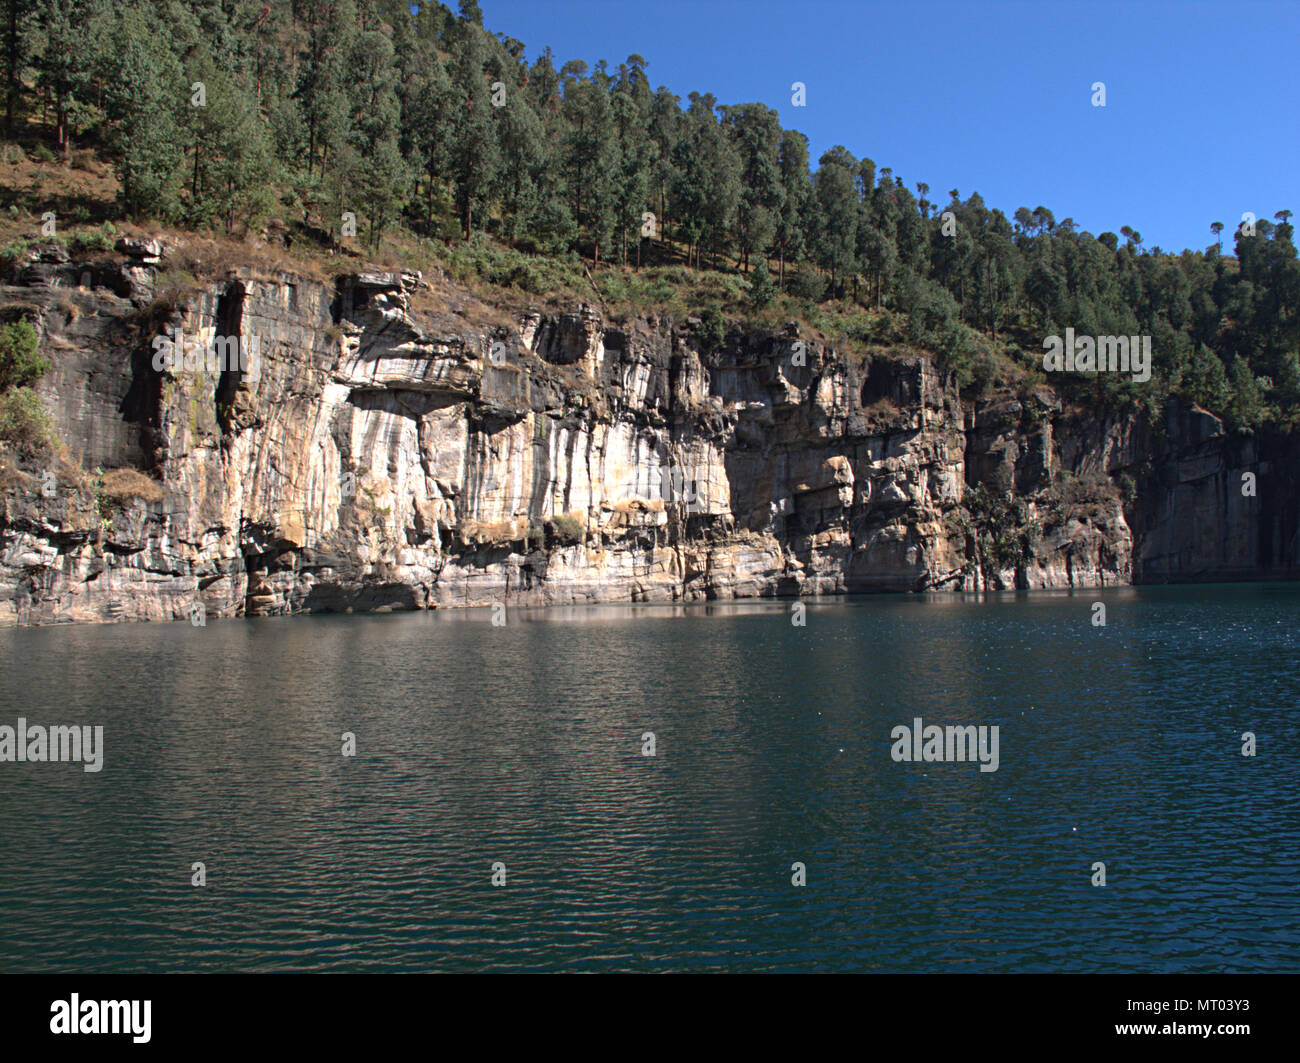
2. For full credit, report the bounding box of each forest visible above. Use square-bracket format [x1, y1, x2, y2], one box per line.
[2, 0, 1298, 430]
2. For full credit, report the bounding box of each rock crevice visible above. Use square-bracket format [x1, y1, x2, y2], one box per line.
[2, 256, 1295, 626]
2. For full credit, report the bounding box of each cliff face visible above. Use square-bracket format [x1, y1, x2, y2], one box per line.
[2, 247, 1296, 626]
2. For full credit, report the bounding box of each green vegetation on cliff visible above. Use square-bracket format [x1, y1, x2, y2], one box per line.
[0, 318, 50, 452]
[1, 0, 1297, 431]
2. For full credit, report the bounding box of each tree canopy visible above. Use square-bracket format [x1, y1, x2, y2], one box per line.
[3, 0, 1296, 429]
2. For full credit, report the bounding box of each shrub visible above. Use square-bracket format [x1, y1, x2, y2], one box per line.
[549, 513, 585, 543]
[695, 305, 725, 351]
[748, 260, 776, 309]
[153, 269, 199, 297]
[0, 319, 47, 391]
[788, 267, 827, 302]
[0, 387, 53, 453]
[1045, 469, 1116, 520]
[961, 481, 1037, 572]
[70, 228, 116, 255]
[897, 275, 977, 383]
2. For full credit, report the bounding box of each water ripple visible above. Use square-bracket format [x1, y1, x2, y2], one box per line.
[0, 585, 1297, 971]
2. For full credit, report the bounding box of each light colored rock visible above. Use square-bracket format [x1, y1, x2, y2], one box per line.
[3, 258, 1293, 627]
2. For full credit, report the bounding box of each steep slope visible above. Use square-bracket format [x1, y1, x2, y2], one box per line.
[1, 246, 1295, 626]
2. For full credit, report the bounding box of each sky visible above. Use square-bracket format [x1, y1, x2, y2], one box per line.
[479, 0, 1299, 255]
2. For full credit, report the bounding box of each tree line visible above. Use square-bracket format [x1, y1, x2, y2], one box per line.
[3, 0, 1298, 428]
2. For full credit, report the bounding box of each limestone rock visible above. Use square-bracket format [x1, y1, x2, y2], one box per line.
[2, 257, 1296, 627]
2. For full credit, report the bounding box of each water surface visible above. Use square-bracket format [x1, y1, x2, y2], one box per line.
[1, 585, 1296, 971]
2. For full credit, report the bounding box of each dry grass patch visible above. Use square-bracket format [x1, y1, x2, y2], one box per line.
[862, 395, 906, 423]
[99, 467, 165, 505]
[458, 518, 524, 546]
[0, 450, 34, 491]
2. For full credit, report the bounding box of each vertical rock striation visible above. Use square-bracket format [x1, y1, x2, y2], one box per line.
[1, 253, 1295, 626]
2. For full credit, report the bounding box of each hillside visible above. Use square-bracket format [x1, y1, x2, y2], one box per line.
[0, 0, 1298, 626]
[1, 0, 1296, 431]
[1, 235, 1296, 626]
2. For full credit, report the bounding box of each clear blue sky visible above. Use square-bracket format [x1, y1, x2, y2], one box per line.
[479, 0, 1298, 255]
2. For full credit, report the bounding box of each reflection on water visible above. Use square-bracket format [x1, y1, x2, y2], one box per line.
[0, 584, 1296, 971]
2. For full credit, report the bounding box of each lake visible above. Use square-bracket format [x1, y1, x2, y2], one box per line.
[1, 584, 1296, 972]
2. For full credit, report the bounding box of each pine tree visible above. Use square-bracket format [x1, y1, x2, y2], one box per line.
[2, 0, 35, 136]
[344, 19, 409, 248]
[611, 58, 655, 266]
[647, 86, 680, 257]
[182, 50, 276, 233]
[774, 129, 809, 289]
[720, 102, 782, 272]
[671, 93, 739, 270]
[495, 87, 546, 246]
[563, 73, 618, 263]
[447, 23, 499, 241]
[296, 0, 356, 181]
[748, 258, 775, 308]
[102, 5, 185, 221]
[812, 146, 858, 298]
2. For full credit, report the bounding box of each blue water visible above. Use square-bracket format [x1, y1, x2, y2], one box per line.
[0, 584, 1296, 971]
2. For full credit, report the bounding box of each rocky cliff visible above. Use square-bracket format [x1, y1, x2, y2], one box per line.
[2, 245, 1296, 627]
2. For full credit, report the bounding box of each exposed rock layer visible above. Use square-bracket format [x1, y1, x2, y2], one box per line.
[2, 253, 1296, 626]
